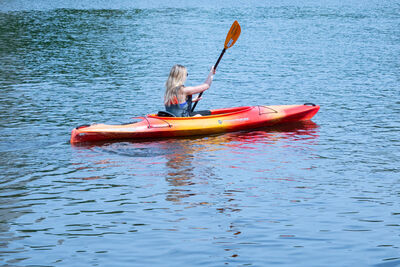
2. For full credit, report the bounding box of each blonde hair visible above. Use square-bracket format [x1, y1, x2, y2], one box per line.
[164, 64, 187, 106]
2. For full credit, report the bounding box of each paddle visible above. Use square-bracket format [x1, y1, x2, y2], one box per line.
[191, 20, 241, 113]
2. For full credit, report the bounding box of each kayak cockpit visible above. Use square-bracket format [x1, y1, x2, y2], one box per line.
[150, 106, 253, 119]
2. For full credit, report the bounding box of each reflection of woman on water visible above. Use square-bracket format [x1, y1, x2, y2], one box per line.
[164, 140, 197, 203]
[164, 64, 215, 117]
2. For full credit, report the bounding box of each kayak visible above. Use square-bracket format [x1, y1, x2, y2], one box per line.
[70, 104, 320, 144]
[71, 104, 320, 144]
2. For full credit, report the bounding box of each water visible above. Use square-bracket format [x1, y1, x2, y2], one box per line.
[1, 0, 399, 266]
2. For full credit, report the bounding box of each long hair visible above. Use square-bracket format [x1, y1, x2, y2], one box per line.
[164, 64, 187, 106]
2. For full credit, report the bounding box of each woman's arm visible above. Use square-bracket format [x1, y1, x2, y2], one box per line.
[183, 83, 210, 95]
[182, 66, 215, 96]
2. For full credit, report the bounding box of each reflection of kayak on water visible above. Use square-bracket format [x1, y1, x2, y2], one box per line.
[70, 103, 320, 144]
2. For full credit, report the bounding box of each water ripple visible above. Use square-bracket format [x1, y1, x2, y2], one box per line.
[1, 2, 400, 266]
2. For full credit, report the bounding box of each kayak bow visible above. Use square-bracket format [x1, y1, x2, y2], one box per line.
[70, 104, 320, 144]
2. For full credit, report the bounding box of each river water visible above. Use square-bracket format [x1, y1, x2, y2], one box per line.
[0, 0, 399, 266]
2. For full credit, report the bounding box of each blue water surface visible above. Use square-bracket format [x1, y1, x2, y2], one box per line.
[0, 0, 399, 266]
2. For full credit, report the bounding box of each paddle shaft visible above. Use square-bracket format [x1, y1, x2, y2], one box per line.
[214, 48, 226, 70]
[191, 48, 226, 113]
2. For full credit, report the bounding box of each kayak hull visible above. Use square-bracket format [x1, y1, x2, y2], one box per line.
[70, 104, 320, 144]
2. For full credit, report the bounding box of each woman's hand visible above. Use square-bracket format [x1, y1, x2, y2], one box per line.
[210, 66, 216, 75]
[192, 96, 203, 102]
[205, 66, 216, 86]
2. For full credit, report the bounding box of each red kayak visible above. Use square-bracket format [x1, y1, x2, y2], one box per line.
[70, 103, 320, 144]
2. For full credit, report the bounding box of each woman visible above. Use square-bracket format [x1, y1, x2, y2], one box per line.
[164, 64, 215, 117]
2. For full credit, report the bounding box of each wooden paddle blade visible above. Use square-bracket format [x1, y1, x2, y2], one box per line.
[224, 20, 241, 49]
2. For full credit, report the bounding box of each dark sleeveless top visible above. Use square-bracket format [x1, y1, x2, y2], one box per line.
[165, 86, 192, 117]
